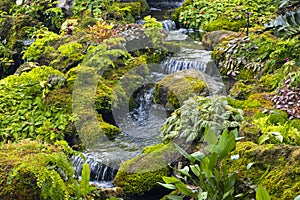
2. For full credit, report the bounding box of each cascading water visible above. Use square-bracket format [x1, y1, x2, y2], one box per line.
[73, 16, 225, 190]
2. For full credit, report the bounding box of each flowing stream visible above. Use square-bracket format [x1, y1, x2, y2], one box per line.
[73, 4, 225, 188]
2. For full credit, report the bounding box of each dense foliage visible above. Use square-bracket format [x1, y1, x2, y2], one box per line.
[173, 0, 277, 29]
[161, 96, 243, 142]
[160, 127, 238, 200]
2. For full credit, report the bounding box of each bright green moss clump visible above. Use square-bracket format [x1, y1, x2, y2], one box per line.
[114, 143, 177, 196]
[204, 16, 246, 32]
[153, 69, 209, 110]
[0, 140, 76, 200]
[227, 142, 300, 199]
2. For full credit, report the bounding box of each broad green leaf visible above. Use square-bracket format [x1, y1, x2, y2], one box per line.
[203, 126, 218, 145]
[222, 188, 234, 199]
[162, 176, 180, 184]
[175, 181, 195, 197]
[190, 164, 200, 177]
[157, 183, 176, 190]
[256, 185, 270, 200]
[198, 192, 208, 200]
[258, 134, 270, 145]
[167, 195, 183, 200]
[173, 143, 194, 163]
[190, 151, 205, 161]
[177, 166, 190, 177]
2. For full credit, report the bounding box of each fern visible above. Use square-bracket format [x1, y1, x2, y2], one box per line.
[265, 8, 300, 38]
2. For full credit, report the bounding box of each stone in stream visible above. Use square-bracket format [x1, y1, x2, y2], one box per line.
[153, 69, 210, 111]
[202, 30, 238, 51]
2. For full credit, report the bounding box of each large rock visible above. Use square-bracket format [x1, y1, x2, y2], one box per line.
[114, 143, 178, 196]
[227, 141, 300, 200]
[202, 30, 237, 51]
[0, 140, 75, 200]
[153, 69, 209, 111]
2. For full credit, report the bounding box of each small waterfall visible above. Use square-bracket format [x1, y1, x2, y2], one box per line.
[166, 59, 208, 74]
[147, 0, 184, 9]
[73, 155, 118, 188]
[134, 19, 176, 32]
[130, 85, 155, 125]
[162, 20, 176, 32]
[164, 47, 219, 77]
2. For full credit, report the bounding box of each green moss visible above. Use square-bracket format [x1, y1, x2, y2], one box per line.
[258, 71, 283, 92]
[142, 143, 167, 154]
[227, 142, 300, 199]
[153, 69, 209, 110]
[239, 121, 261, 143]
[236, 68, 255, 80]
[267, 109, 289, 125]
[228, 92, 274, 118]
[0, 140, 75, 200]
[114, 143, 176, 195]
[117, 2, 142, 17]
[204, 16, 246, 32]
[78, 112, 120, 147]
[229, 80, 256, 100]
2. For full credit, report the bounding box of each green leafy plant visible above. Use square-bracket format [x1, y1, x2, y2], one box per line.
[161, 96, 243, 142]
[175, 0, 276, 29]
[22, 29, 61, 62]
[159, 127, 239, 200]
[79, 163, 96, 199]
[143, 15, 165, 48]
[44, 7, 65, 29]
[256, 185, 270, 200]
[0, 67, 74, 143]
[254, 116, 300, 145]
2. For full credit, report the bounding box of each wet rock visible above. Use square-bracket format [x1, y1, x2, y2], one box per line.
[153, 69, 209, 111]
[114, 142, 178, 196]
[202, 30, 237, 51]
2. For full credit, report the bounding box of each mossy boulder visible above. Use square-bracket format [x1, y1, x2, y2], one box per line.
[0, 140, 76, 200]
[203, 16, 246, 32]
[114, 142, 178, 196]
[202, 30, 237, 51]
[153, 69, 209, 111]
[227, 141, 300, 199]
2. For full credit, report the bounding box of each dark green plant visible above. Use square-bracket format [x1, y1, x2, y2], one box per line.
[161, 96, 243, 143]
[159, 127, 239, 200]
